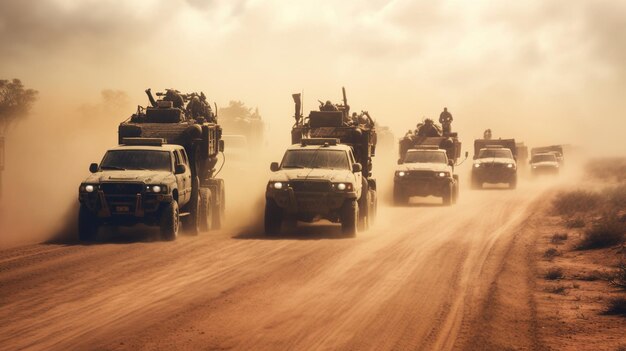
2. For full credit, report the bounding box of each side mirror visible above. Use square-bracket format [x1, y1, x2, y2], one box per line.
[352, 163, 362, 173]
[448, 160, 454, 167]
[465, 151, 469, 158]
[219, 139, 225, 152]
[89, 163, 98, 173]
[397, 159, 403, 165]
[175, 164, 187, 175]
[270, 162, 280, 172]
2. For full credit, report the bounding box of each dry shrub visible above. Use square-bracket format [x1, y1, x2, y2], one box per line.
[565, 217, 585, 228]
[545, 267, 564, 280]
[585, 158, 626, 183]
[604, 297, 626, 316]
[578, 213, 626, 249]
[543, 248, 560, 259]
[547, 285, 567, 294]
[609, 262, 626, 290]
[551, 233, 568, 243]
[552, 190, 601, 216]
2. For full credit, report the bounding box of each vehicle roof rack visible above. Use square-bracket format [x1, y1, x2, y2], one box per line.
[301, 138, 339, 147]
[121, 137, 165, 146]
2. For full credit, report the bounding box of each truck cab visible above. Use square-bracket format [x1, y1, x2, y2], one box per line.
[265, 138, 364, 236]
[78, 138, 201, 241]
[394, 147, 459, 205]
[471, 146, 517, 189]
[530, 152, 560, 176]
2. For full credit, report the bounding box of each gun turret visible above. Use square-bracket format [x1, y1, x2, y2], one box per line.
[292, 93, 302, 124]
[342, 87, 350, 115]
[145, 88, 157, 108]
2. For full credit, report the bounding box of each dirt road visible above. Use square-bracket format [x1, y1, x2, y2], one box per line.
[0, 181, 552, 351]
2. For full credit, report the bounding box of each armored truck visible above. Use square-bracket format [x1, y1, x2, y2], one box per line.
[394, 119, 464, 205]
[471, 139, 517, 189]
[78, 89, 225, 241]
[531, 145, 564, 166]
[529, 152, 560, 176]
[264, 88, 377, 236]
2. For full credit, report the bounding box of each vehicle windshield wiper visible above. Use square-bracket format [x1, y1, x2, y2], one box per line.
[100, 166, 126, 170]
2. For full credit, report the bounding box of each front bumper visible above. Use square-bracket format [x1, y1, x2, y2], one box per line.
[472, 166, 516, 183]
[531, 166, 559, 175]
[266, 188, 356, 216]
[394, 175, 453, 197]
[79, 190, 173, 220]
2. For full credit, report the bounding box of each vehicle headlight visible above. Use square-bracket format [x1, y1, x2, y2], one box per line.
[273, 182, 284, 190]
[437, 172, 448, 177]
[532, 165, 537, 169]
[152, 185, 161, 193]
[332, 182, 353, 191]
[397, 171, 406, 177]
[85, 185, 95, 193]
[145, 185, 167, 193]
[473, 163, 481, 168]
[507, 163, 514, 168]
[337, 183, 346, 190]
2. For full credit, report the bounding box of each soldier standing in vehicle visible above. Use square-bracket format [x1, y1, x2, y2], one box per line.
[164, 89, 185, 109]
[439, 107, 453, 135]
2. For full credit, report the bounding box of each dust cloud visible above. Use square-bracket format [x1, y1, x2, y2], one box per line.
[1, 0, 625, 246]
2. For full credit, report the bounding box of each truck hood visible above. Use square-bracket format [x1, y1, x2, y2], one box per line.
[269, 168, 354, 183]
[396, 162, 450, 172]
[83, 170, 175, 184]
[475, 157, 516, 165]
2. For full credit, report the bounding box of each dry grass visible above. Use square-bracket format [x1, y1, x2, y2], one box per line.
[543, 248, 560, 259]
[547, 285, 567, 294]
[604, 297, 626, 316]
[550, 233, 568, 244]
[578, 213, 626, 250]
[565, 217, 585, 228]
[608, 262, 626, 290]
[545, 267, 564, 280]
[552, 190, 601, 216]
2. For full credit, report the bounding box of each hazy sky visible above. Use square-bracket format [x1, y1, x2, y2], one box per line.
[1, 0, 625, 152]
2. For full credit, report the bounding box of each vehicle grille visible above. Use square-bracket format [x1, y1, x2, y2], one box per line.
[407, 170, 434, 178]
[101, 183, 144, 195]
[290, 181, 331, 192]
[481, 163, 506, 168]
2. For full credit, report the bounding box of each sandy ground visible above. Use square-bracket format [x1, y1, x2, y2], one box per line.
[0, 180, 562, 350]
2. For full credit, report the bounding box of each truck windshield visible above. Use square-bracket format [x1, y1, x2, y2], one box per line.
[531, 154, 557, 163]
[404, 151, 447, 164]
[281, 149, 350, 170]
[478, 149, 513, 159]
[100, 150, 172, 171]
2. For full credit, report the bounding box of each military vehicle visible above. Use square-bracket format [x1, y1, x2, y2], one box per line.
[531, 145, 564, 166]
[529, 152, 560, 176]
[516, 142, 529, 170]
[471, 139, 518, 189]
[218, 101, 264, 149]
[394, 118, 465, 205]
[78, 89, 225, 241]
[264, 88, 377, 236]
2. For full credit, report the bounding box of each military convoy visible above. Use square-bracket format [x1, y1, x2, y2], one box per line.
[264, 88, 377, 236]
[78, 89, 225, 241]
[218, 101, 264, 149]
[471, 138, 518, 189]
[529, 145, 564, 176]
[394, 119, 465, 205]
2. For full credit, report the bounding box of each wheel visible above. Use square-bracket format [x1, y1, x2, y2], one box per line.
[211, 179, 225, 230]
[510, 175, 517, 189]
[199, 188, 212, 232]
[183, 184, 200, 236]
[470, 176, 481, 189]
[160, 201, 180, 241]
[341, 199, 358, 237]
[78, 205, 99, 241]
[452, 181, 459, 204]
[357, 180, 369, 231]
[442, 183, 452, 206]
[393, 185, 408, 206]
[369, 190, 377, 226]
[264, 198, 283, 235]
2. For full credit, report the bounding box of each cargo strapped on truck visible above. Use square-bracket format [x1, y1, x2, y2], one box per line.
[121, 137, 165, 146]
[301, 138, 340, 146]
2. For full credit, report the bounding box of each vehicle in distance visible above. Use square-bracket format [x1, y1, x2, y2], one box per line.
[394, 147, 460, 205]
[265, 138, 365, 236]
[78, 138, 201, 241]
[471, 144, 518, 189]
[529, 152, 560, 176]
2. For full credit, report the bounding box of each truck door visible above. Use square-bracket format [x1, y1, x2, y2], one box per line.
[349, 150, 363, 197]
[174, 150, 191, 204]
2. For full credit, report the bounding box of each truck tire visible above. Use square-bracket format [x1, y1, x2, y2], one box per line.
[442, 184, 453, 206]
[369, 190, 377, 226]
[183, 185, 200, 236]
[393, 185, 408, 206]
[357, 180, 369, 231]
[199, 188, 212, 232]
[264, 199, 283, 235]
[341, 199, 358, 237]
[509, 175, 517, 189]
[452, 183, 459, 204]
[211, 179, 225, 230]
[78, 205, 98, 241]
[160, 201, 180, 241]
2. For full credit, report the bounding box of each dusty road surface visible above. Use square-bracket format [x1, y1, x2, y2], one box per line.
[0, 181, 553, 351]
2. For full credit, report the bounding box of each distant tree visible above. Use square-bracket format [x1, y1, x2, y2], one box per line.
[0, 79, 38, 135]
[218, 100, 253, 119]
